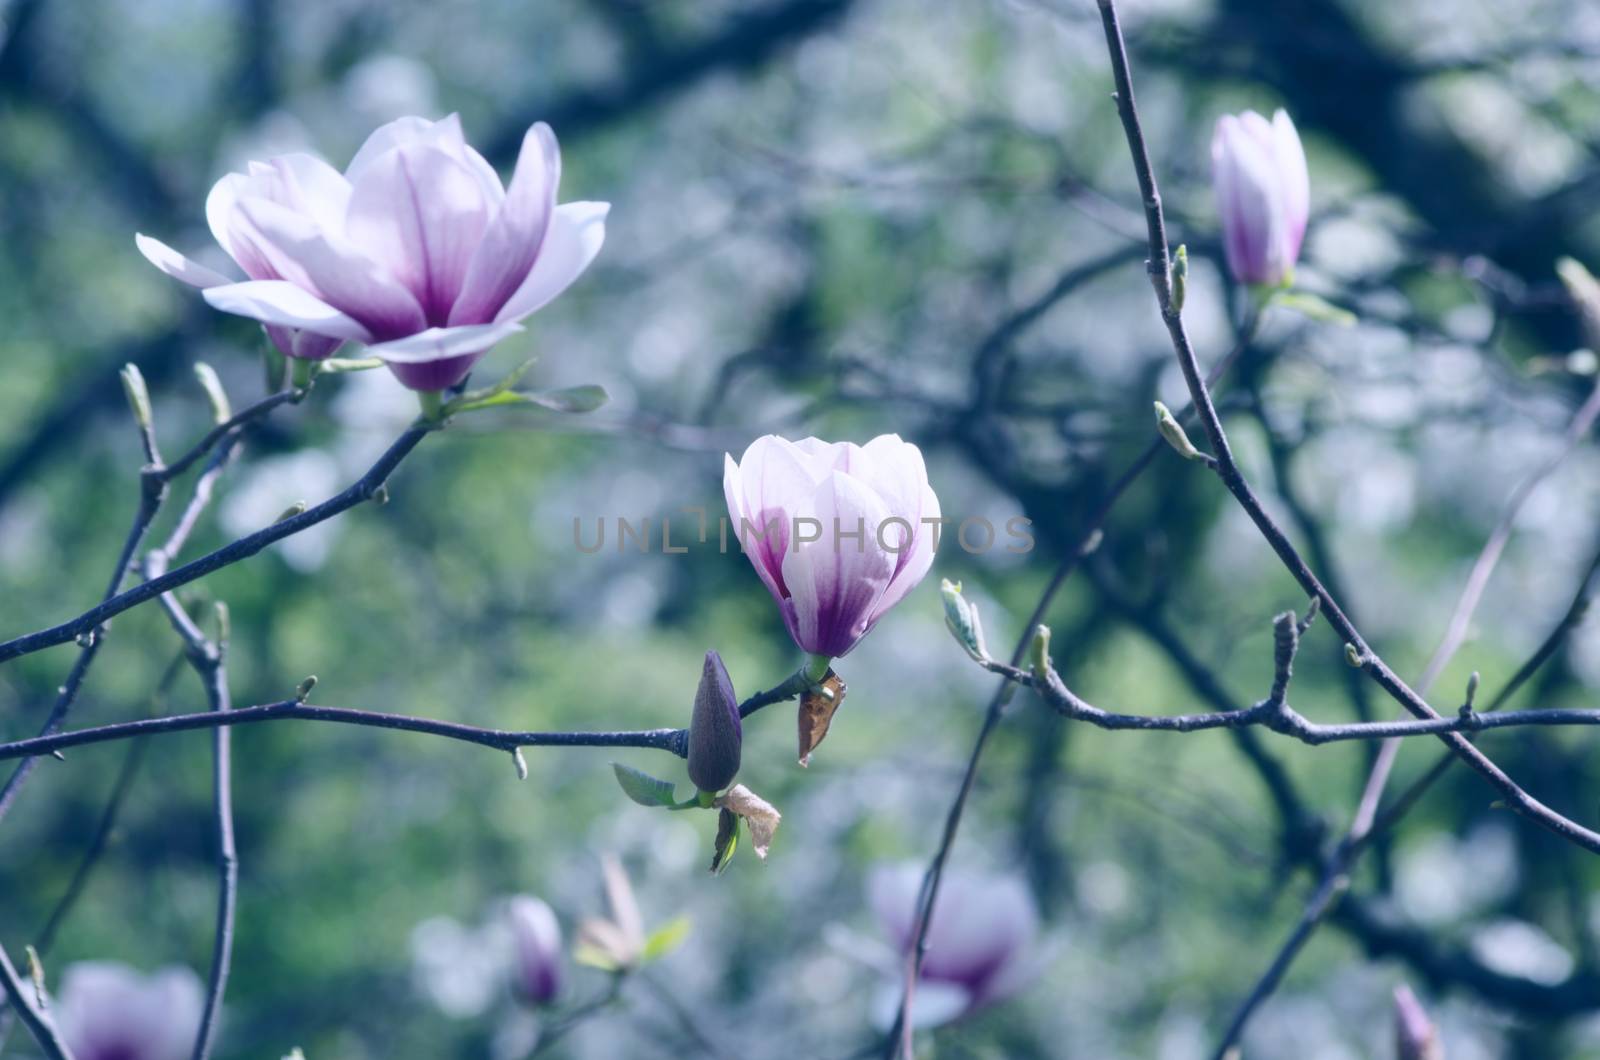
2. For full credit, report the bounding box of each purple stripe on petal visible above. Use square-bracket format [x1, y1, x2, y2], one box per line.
[450, 122, 559, 326]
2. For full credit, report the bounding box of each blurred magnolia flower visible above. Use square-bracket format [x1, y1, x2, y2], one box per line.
[868, 863, 1041, 1028]
[137, 114, 609, 392]
[687, 650, 742, 793]
[504, 895, 564, 1007]
[1211, 108, 1309, 288]
[1394, 983, 1443, 1060]
[575, 855, 648, 972]
[723, 435, 940, 658]
[54, 961, 204, 1060]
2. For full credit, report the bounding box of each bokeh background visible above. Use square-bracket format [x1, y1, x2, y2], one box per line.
[4, 0, 1600, 1056]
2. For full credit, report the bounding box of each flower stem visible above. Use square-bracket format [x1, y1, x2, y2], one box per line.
[290, 357, 317, 391]
[416, 389, 446, 424]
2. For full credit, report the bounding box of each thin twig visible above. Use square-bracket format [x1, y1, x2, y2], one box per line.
[1093, 0, 1600, 857]
[0, 425, 431, 665]
[0, 943, 71, 1059]
[0, 667, 819, 765]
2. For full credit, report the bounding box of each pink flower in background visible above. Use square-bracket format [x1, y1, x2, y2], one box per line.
[1211, 108, 1309, 287]
[1394, 983, 1443, 1060]
[868, 864, 1041, 1028]
[137, 114, 609, 391]
[723, 434, 940, 659]
[55, 961, 204, 1060]
[504, 895, 564, 1007]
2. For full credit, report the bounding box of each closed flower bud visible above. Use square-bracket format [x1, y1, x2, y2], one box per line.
[724, 434, 941, 658]
[505, 895, 563, 1007]
[1212, 108, 1309, 288]
[687, 650, 742, 793]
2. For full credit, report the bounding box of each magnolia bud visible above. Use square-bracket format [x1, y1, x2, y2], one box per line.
[941, 579, 988, 661]
[688, 651, 742, 793]
[1154, 401, 1205, 462]
[505, 895, 564, 1007]
[1172, 244, 1189, 312]
[1394, 983, 1442, 1060]
[120, 363, 154, 436]
[1029, 623, 1052, 678]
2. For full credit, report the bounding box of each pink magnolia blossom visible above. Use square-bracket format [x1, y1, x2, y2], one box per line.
[723, 434, 940, 659]
[504, 895, 564, 1007]
[54, 961, 204, 1060]
[868, 863, 1041, 1028]
[137, 114, 608, 391]
[1211, 108, 1309, 288]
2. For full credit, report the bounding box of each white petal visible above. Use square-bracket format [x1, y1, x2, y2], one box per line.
[364, 321, 523, 363]
[494, 201, 609, 323]
[233, 195, 427, 337]
[203, 280, 372, 342]
[135, 233, 233, 289]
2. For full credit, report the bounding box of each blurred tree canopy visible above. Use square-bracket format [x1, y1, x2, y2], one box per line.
[5, 0, 1600, 1056]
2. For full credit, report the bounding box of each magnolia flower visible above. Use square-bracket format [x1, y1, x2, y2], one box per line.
[54, 961, 204, 1060]
[137, 114, 609, 391]
[687, 650, 742, 792]
[723, 435, 940, 659]
[574, 855, 648, 972]
[868, 863, 1040, 1028]
[504, 895, 564, 1007]
[1211, 108, 1309, 288]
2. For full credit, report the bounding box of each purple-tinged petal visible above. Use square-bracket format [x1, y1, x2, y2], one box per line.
[346, 113, 504, 208]
[870, 480, 940, 625]
[203, 280, 372, 342]
[345, 143, 494, 324]
[449, 122, 559, 326]
[493, 201, 609, 323]
[232, 196, 427, 338]
[135, 233, 233, 289]
[249, 152, 353, 236]
[506, 896, 564, 1007]
[263, 325, 340, 361]
[727, 435, 822, 600]
[780, 470, 896, 657]
[1271, 108, 1310, 263]
[365, 321, 523, 364]
[1212, 114, 1286, 285]
[367, 321, 523, 391]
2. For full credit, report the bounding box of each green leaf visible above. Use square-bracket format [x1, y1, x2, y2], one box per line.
[443, 390, 534, 415]
[318, 357, 385, 374]
[709, 807, 739, 874]
[611, 763, 678, 807]
[573, 942, 624, 972]
[525, 384, 609, 413]
[640, 916, 692, 963]
[1270, 290, 1356, 327]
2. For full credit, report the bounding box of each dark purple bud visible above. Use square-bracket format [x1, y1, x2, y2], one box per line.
[506, 896, 563, 1007]
[687, 651, 741, 793]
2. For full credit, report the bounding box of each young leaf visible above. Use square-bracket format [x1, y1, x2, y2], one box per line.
[709, 808, 739, 874]
[640, 916, 692, 962]
[611, 763, 678, 808]
[192, 362, 232, 424]
[1270, 290, 1356, 326]
[526, 384, 609, 413]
